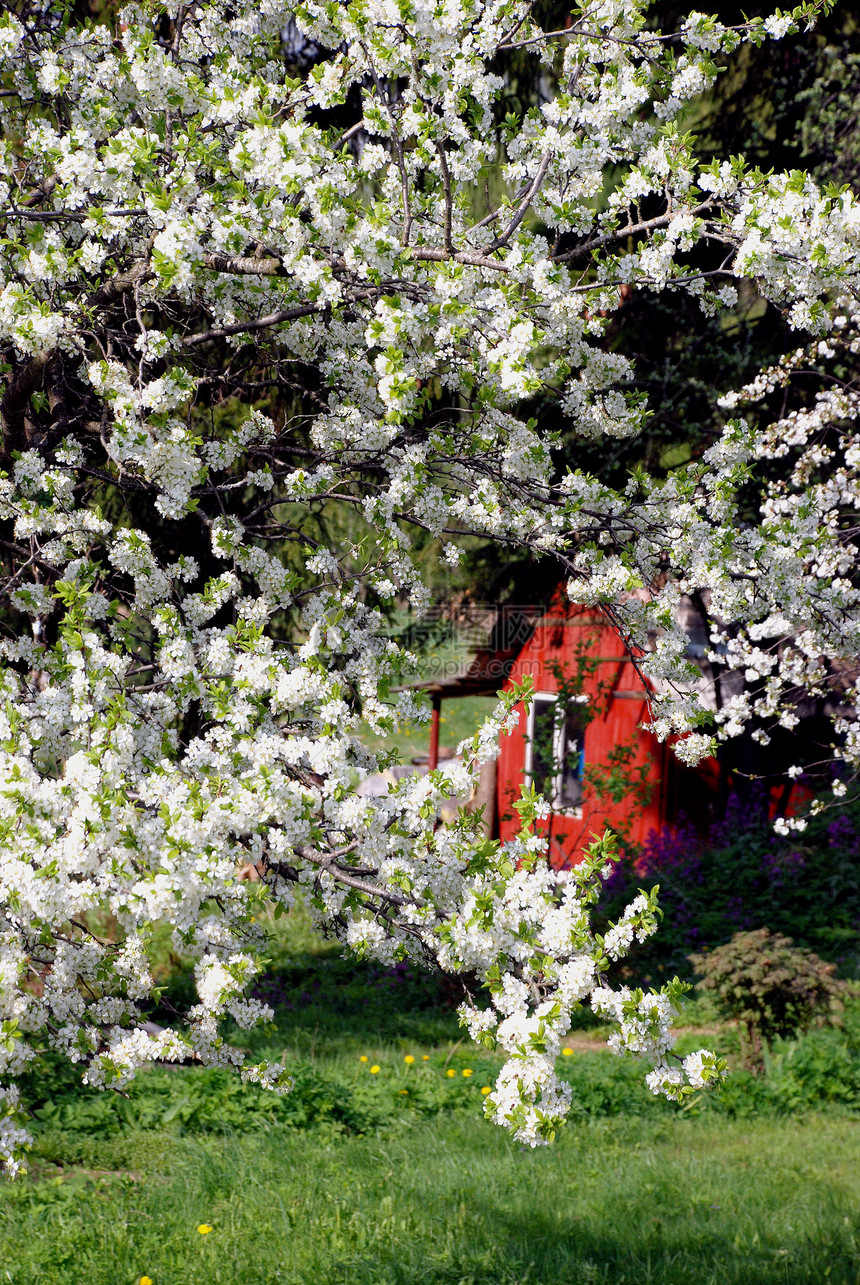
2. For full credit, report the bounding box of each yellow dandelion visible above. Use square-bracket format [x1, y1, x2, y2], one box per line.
[562, 1047, 574, 1057]
[139, 1278, 154, 1285]
[370, 1064, 380, 1074]
[399, 1089, 408, 1095]
[404, 1054, 415, 1064]
[445, 1068, 456, 1078]
[462, 1068, 473, 1077]
[422, 1055, 429, 1061]
[359, 1055, 368, 1063]
[197, 1224, 212, 1236]
[480, 1086, 491, 1096]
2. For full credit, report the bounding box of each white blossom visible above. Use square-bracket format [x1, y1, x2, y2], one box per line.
[0, 0, 846, 1173]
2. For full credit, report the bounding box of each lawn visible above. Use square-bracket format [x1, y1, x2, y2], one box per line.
[3, 906, 860, 1285]
[3, 1113, 859, 1284]
[356, 606, 500, 764]
[359, 690, 499, 764]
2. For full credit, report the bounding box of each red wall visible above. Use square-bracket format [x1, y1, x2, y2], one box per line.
[495, 604, 717, 867]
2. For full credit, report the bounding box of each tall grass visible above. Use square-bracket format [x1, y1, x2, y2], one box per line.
[2, 1115, 860, 1284]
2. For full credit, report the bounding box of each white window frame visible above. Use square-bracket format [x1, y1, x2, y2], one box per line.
[524, 691, 585, 817]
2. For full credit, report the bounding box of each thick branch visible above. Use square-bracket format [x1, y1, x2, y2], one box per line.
[88, 260, 153, 307]
[0, 349, 55, 458]
[20, 176, 57, 209]
[202, 252, 284, 276]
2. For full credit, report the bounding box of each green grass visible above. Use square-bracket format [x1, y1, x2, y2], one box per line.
[360, 691, 499, 764]
[3, 1116, 860, 1284]
[356, 610, 500, 763]
[6, 904, 860, 1284]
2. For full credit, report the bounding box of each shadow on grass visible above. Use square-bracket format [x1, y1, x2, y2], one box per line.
[296, 1115, 860, 1285]
[6, 1095, 860, 1284]
[248, 953, 463, 1052]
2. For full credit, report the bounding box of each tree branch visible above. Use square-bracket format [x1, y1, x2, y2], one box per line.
[487, 148, 553, 250]
[88, 259, 153, 307]
[295, 845, 412, 906]
[202, 252, 284, 276]
[181, 283, 400, 346]
[552, 201, 716, 265]
[0, 349, 55, 459]
[408, 247, 510, 272]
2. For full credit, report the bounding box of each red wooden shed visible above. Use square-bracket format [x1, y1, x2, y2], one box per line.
[493, 602, 719, 866]
[418, 598, 720, 867]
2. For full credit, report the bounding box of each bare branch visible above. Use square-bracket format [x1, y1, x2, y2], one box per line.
[180, 286, 383, 347]
[332, 120, 365, 150]
[295, 845, 412, 906]
[408, 247, 510, 272]
[202, 252, 284, 276]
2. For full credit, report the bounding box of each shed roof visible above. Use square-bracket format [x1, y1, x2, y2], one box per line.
[409, 643, 524, 698]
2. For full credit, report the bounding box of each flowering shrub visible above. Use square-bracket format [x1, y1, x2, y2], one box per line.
[691, 928, 846, 1071]
[0, 0, 857, 1172]
[599, 790, 860, 979]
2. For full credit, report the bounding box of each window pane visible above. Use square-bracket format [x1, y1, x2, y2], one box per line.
[559, 704, 585, 811]
[530, 697, 557, 802]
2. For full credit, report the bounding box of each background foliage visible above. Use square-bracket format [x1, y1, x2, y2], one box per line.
[598, 788, 860, 981]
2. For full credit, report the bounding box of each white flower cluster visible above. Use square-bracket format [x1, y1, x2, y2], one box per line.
[0, 1086, 30, 1179]
[0, 0, 847, 1171]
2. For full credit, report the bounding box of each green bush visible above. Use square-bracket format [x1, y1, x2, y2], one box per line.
[691, 928, 845, 1071]
[19, 1013, 860, 1159]
[561, 1054, 667, 1119]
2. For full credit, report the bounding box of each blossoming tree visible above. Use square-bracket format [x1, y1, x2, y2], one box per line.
[0, 0, 858, 1174]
